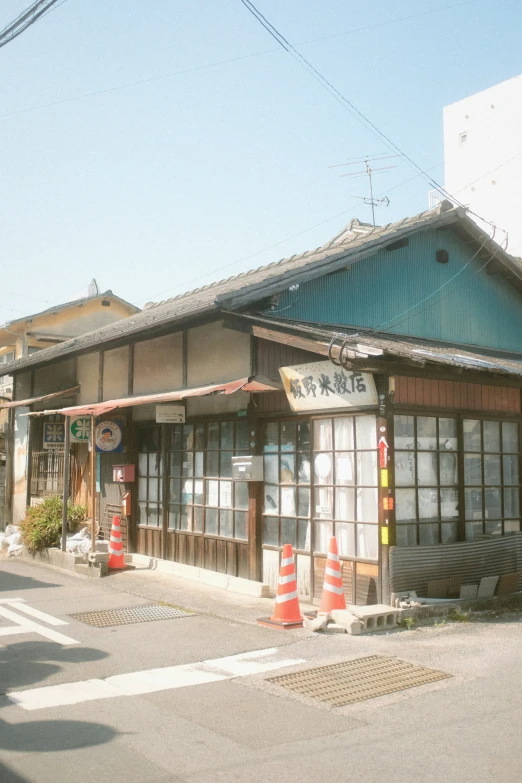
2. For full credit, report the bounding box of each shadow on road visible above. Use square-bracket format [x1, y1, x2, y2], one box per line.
[0, 640, 108, 692]
[0, 760, 32, 782]
[0, 570, 61, 593]
[0, 716, 119, 753]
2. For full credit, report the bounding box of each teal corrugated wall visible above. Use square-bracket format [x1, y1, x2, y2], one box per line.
[265, 228, 522, 352]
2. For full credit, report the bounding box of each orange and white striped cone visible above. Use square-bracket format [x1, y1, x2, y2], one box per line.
[258, 544, 303, 630]
[318, 537, 346, 614]
[107, 515, 126, 570]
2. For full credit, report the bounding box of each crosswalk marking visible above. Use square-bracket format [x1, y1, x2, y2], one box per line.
[8, 647, 306, 711]
[0, 602, 78, 646]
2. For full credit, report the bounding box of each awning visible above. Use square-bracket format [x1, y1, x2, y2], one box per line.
[0, 385, 80, 410]
[54, 376, 280, 418]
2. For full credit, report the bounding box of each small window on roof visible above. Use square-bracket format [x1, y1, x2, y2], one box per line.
[459, 131, 468, 145]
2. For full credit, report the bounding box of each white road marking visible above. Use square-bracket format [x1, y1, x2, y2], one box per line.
[8, 647, 306, 711]
[0, 604, 78, 646]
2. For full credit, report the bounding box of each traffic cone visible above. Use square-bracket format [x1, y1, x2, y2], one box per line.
[258, 544, 303, 629]
[107, 515, 125, 569]
[318, 537, 346, 613]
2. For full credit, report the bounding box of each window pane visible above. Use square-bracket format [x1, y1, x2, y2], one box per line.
[440, 488, 458, 520]
[206, 507, 218, 535]
[334, 417, 354, 450]
[137, 502, 146, 525]
[464, 454, 482, 485]
[395, 452, 416, 486]
[502, 422, 519, 453]
[183, 425, 194, 450]
[483, 455, 501, 484]
[148, 505, 159, 527]
[505, 520, 521, 534]
[281, 518, 296, 548]
[297, 454, 311, 484]
[138, 477, 148, 501]
[149, 454, 161, 477]
[297, 487, 310, 518]
[207, 423, 219, 450]
[206, 480, 219, 507]
[335, 487, 355, 521]
[280, 486, 296, 516]
[148, 479, 159, 503]
[264, 455, 278, 485]
[394, 415, 414, 449]
[504, 488, 520, 519]
[297, 422, 310, 451]
[195, 424, 206, 450]
[418, 488, 438, 521]
[337, 522, 355, 557]
[357, 487, 378, 522]
[297, 520, 311, 550]
[483, 421, 500, 452]
[169, 451, 181, 476]
[396, 524, 417, 546]
[280, 454, 296, 483]
[441, 522, 458, 543]
[138, 453, 148, 475]
[169, 479, 181, 503]
[396, 488, 416, 522]
[484, 487, 501, 519]
[234, 511, 248, 540]
[440, 453, 458, 486]
[465, 488, 482, 520]
[168, 505, 179, 530]
[314, 453, 333, 485]
[263, 516, 279, 546]
[264, 423, 278, 452]
[314, 521, 333, 553]
[466, 520, 483, 541]
[235, 481, 249, 510]
[314, 487, 333, 519]
[335, 452, 354, 485]
[219, 481, 233, 508]
[219, 509, 233, 538]
[439, 418, 457, 450]
[170, 426, 182, 451]
[280, 422, 296, 451]
[194, 506, 203, 533]
[419, 523, 439, 545]
[194, 452, 204, 477]
[181, 479, 193, 503]
[182, 452, 193, 477]
[264, 485, 279, 515]
[355, 416, 376, 450]
[463, 419, 481, 451]
[485, 520, 502, 536]
[220, 451, 233, 478]
[417, 452, 437, 486]
[503, 455, 519, 486]
[314, 419, 332, 450]
[220, 422, 234, 450]
[356, 524, 378, 560]
[206, 450, 219, 476]
[356, 450, 378, 486]
[194, 479, 204, 504]
[417, 417, 436, 450]
[236, 422, 250, 451]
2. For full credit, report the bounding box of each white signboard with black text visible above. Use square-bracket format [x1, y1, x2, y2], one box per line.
[156, 404, 186, 424]
[279, 360, 378, 412]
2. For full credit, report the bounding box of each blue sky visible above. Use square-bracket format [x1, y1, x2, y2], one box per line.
[1, 0, 520, 320]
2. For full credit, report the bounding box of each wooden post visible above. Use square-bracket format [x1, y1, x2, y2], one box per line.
[90, 415, 96, 552]
[61, 416, 70, 552]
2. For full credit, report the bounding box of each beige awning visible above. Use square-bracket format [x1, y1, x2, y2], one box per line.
[0, 385, 80, 410]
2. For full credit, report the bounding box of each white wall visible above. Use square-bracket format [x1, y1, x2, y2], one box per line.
[187, 323, 251, 387]
[77, 353, 100, 404]
[103, 346, 129, 401]
[12, 407, 29, 524]
[133, 333, 183, 394]
[444, 75, 522, 254]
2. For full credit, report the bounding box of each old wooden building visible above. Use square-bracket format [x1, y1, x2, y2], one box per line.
[1, 201, 521, 604]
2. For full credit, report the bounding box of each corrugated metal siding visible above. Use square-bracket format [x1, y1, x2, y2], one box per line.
[267, 229, 522, 352]
[255, 339, 317, 414]
[393, 376, 521, 412]
[389, 536, 522, 595]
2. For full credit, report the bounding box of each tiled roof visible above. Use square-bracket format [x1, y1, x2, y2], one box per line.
[2, 201, 520, 376]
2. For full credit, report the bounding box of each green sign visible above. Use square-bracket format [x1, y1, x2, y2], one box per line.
[70, 416, 91, 443]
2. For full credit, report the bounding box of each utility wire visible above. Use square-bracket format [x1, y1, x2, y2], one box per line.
[238, 0, 507, 239]
[0, 0, 63, 49]
[0, 0, 484, 119]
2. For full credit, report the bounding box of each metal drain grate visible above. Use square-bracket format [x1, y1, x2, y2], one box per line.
[267, 655, 449, 706]
[70, 604, 194, 628]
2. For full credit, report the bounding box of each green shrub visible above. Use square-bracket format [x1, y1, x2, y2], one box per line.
[20, 495, 87, 554]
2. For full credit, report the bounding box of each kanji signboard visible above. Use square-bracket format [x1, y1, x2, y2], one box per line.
[70, 416, 91, 443]
[279, 361, 378, 412]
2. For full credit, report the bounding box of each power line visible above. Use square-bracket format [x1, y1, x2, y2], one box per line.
[238, 0, 507, 238]
[0, 0, 484, 120]
[0, 0, 64, 49]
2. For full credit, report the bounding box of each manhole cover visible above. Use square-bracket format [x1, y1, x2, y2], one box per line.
[70, 604, 194, 628]
[267, 656, 449, 706]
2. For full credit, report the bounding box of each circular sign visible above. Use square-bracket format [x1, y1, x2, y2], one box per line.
[95, 420, 122, 452]
[314, 453, 332, 480]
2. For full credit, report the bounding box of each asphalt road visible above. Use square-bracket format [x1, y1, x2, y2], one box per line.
[1, 558, 521, 783]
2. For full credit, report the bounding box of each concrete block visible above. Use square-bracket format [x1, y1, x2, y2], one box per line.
[75, 562, 108, 579]
[329, 610, 364, 635]
[345, 604, 398, 632]
[303, 613, 330, 632]
[323, 622, 347, 634]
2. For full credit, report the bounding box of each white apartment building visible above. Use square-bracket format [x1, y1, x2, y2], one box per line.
[443, 74, 522, 255]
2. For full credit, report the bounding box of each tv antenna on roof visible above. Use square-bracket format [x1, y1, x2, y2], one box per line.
[329, 153, 399, 226]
